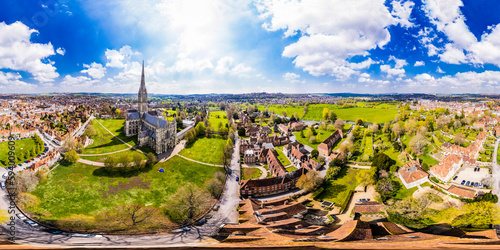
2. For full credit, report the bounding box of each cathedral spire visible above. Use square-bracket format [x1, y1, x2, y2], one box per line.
[138, 60, 148, 114]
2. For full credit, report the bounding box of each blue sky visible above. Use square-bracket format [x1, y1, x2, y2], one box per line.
[1, 0, 500, 94]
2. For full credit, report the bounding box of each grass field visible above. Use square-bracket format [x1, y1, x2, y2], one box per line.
[257, 104, 305, 118]
[242, 167, 262, 180]
[293, 128, 335, 149]
[315, 168, 367, 207]
[275, 149, 291, 166]
[179, 136, 226, 165]
[303, 104, 398, 123]
[81, 119, 131, 155]
[28, 156, 223, 220]
[208, 111, 228, 132]
[286, 166, 296, 172]
[0, 137, 39, 166]
[97, 119, 137, 147]
[80, 149, 147, 162]
[393, 177, 418, 200]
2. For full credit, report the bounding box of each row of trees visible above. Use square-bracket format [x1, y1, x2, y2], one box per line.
[100, 153, 156, 176]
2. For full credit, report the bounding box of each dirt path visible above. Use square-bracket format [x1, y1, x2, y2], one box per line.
[78, 158, 105, 167]
[78, 147, 134, 156]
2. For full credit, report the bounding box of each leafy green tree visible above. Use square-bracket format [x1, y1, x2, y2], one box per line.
[65, 150, 79, 164]
[311, 149, 319, 159]
[146, 153, 156, 167]
[195, 123, 206, 137]
[371, 152, 395, 171]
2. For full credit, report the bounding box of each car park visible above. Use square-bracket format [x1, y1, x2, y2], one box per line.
[24, 219, 38, 227]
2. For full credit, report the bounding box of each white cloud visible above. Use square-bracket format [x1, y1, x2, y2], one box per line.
[436, 66, 445, 73]
[390, 0, 415, 28]
[105, 45, 141, 68]
[56, 47, 66, 56]
[380, 56, 406, 76]
[283, 72, 300, 81]
[255, 0, 402, 79]
[81, 62, 106, 79]
[60, 75, 97, 91]
[414, 61, 425, 66]
[215, 57, 253, 76]
[0, 21, 59, 82]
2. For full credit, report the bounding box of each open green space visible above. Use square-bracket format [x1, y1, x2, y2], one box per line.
[81, 119, 131, 155]
[97, 119, 137, 147]
[257, 104, 305, 119]
[0, 137, 41, 166]
[28, 155, 223, 220]
[179, 136, 226, 165]
[286, 166, 296, 172]
[303, 104, 398, 123]
[242, 167, 262, 180]
[275, 149, 291, 166]
[80, 149, 147, 163]
[393, 177, 418, 200]
[315, 167, 368, 208]
[293, 127, 335, 149]
[208, 111, 228, 132]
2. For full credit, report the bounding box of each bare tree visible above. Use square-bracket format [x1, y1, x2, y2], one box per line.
[334, 119, 345, 131]
[454, 133, 466, 146]
[163, 183, 212, 223]
[409, 134, 428, 155]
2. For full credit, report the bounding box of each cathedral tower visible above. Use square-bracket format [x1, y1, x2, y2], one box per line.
[138, 61, 148, 114]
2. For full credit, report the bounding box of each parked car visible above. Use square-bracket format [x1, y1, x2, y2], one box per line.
[70, 233, 95, 237]
[205, 214, 213, 219]
[466, 181, 470, 186]
[171, 227, 191, 233]
[24, 219, 38, 227]
[16, 214, 26, 220]
[356, 198, 370, 202]
[46, 229, 64, 234]
[236, 176, 239, 181]
[461, 180, 466, 185]
[1, 182, 5, 189]
[479, 183, 483, 188]
[213, 204, 220, 211]
[474, 182, 479, 187]
[2, 173, 8, 179]
[196, 219, 207, 226]
[453, 176, 458, 181]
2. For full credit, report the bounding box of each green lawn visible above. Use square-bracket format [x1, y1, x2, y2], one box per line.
[179, 136, 226, 165]
[393, 177, 418, 200]
[286, 166, 296, 172]
[360, 136, 373, 160]
[293, 128, 335, 149]
[303, 104, 398, 123]
[0, 137, 40, 166]
[80, 149, 146, 162]
[208, 111, 228, 132]
[275, 149, 291, 166]
[257, 104, 305, 118]
[315, 168, 368, 207]
[242, 167, 262, 180]
[28, 155, 223, 220]
[81, 119, 131, 155]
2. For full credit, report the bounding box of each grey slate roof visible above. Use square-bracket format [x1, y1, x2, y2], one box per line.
[142, 113, 168, 128]
[127, 111, 140, 120]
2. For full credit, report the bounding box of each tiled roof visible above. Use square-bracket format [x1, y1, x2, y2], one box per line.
[352, 202, 384, 214]
[398, 160, 428, 185]
[448, 185, 476, 199]
[430, 154, 461, 180]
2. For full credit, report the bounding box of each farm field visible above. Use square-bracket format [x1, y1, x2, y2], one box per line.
[208, 111, 228, 132]
[179, 136, 226, 165]
[28, 155, 223, 220]
[303, 104, 398, 123]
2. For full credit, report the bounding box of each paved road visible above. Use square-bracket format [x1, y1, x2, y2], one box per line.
[0, 135, 242, 248]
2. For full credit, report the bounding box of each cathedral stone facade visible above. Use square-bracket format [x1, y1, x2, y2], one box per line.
[124, 62, 176, 154]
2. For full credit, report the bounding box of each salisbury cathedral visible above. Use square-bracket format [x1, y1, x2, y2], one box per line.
[125, 62, 176, 154]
